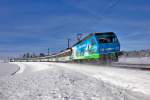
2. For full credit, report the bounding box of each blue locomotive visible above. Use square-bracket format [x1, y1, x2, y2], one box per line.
[72, 32, 120, 63]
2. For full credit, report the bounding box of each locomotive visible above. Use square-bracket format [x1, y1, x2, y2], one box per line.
[12, 32, 120, 63]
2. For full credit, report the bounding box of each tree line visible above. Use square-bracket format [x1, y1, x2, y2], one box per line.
[22, 53, 46, 58]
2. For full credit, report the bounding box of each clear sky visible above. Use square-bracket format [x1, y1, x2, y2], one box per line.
[0, 0, 150, 57]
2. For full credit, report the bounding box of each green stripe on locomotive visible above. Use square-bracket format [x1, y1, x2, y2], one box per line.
[74, 54, 100, 59]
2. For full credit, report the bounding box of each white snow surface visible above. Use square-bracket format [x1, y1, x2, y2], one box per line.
[0, 62, 149, 100]
[0, 62, 19, 76]
[12, 62, 51, 74]
[119, 57, 150, 64]
[51, 63, 150, 95]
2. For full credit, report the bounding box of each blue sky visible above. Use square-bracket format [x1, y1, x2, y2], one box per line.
[0, 0, 150, 57]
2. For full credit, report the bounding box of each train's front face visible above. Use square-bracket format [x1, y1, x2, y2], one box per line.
[95, 32, 120, 54]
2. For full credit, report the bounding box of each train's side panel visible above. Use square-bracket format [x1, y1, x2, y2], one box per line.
[57, 56, 71, 62]
[72, 35, 100, 60]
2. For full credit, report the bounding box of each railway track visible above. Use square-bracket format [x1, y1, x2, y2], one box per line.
[112, 62, 150, 70]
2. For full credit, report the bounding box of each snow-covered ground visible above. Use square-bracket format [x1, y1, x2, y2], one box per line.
[12, 62, 51, 74]
[0, 62, 149, 100]
[0, 62, 19, 77]
[51, 63, 150, 95]
[119, 57, 150, 64]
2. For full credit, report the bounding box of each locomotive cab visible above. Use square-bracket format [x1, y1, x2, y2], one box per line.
[95, 32, 120, 62]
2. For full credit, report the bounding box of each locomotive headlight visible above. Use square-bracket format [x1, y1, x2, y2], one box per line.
[107, 48, 113, 50]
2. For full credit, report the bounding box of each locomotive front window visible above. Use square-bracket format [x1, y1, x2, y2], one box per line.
[95, 33, 117, 43]
[99, 36, 114, 43]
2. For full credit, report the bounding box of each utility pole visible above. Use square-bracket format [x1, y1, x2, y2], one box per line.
[48, 48, 50, 55]
[67, 38, 71, 49]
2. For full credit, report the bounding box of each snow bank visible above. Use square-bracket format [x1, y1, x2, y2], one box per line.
[119, 57, 150, 64]
[12, 62, 52, 74]
[0, 62, 19, 76]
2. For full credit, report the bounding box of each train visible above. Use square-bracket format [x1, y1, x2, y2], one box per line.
[11, 32, 120, 64]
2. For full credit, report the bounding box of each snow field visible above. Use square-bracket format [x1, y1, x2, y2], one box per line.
[0, 62, 150, 100]
[50, 62, 150, 98]
[0, 66, 129, 100]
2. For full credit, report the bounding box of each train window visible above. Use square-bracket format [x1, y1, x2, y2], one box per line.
[99, 36, 116, 43]
[95, 33, 117, 43]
